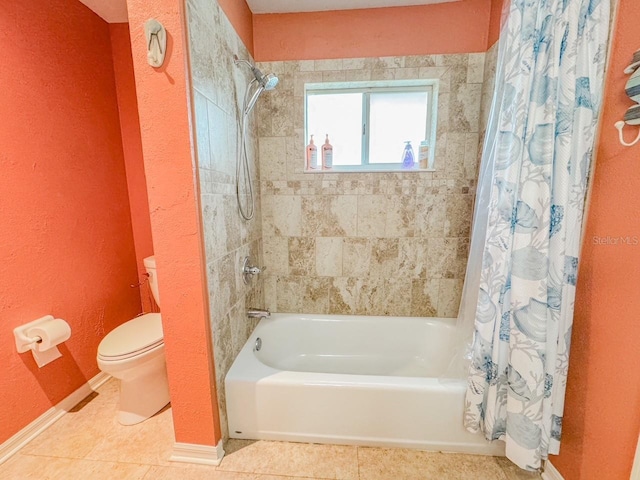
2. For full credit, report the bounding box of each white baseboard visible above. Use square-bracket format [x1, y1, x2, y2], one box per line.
[542, 460, 565, 480]
[0, 371, 111, 465]
[170, 440, 225, 466]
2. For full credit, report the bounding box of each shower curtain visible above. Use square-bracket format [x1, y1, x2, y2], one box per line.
[461, 0, 610, 471]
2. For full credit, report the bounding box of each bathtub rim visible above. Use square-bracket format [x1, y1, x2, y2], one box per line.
[229, 312, 466, 386]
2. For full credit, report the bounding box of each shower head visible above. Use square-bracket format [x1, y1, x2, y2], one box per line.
[233, 55, 279, 115]
[233, 55, 279, 90]
[261, 73, 279, 91]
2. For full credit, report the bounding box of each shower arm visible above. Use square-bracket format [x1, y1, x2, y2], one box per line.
[234, 55, 263, 82]
[233, 55, 253, 70]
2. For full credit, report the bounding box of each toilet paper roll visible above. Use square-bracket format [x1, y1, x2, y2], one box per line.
[27, 318, 71, 352]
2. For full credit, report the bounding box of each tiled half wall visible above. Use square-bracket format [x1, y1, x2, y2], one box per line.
[257, 53, 492, 318]
[186, 0, 265, 439]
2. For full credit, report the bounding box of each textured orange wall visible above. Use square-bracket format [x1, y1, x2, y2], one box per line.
[218, 0, 254, 56]
[554, 1, 640, 478]
[109, 23, 156, 313]
[253, 0, 492, 61]
[487, 0, 505, 48]
[125, 0, 221, 445]
[0, 0, 141, 443]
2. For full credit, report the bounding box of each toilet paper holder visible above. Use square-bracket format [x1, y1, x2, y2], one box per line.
[14, 315, 72, 367]
[14, 316, 52, 353]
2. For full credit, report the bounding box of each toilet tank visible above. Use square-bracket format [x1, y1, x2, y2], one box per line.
[143, 256, 160, 307]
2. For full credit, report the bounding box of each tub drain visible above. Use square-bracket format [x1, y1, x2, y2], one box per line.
[254, 337, 262, 351]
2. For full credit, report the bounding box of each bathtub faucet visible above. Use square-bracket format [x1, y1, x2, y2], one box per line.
[247, 308, 270, 319]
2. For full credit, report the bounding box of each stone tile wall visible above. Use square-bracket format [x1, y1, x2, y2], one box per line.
[186, 0, 265, 439]
[480, 42, 499, 137]
[256, 53, 488, 318]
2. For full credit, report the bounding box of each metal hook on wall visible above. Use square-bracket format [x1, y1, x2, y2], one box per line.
[615, 121, 640, 147]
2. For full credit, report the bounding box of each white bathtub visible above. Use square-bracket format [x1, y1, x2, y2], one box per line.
[225, 313, 504, 455]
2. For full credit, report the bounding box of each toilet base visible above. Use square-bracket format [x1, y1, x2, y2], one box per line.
[117, 360, 170, 425]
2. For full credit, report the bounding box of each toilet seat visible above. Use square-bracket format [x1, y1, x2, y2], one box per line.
[98, 313, 163, 361]
[98, 341, 163, 362]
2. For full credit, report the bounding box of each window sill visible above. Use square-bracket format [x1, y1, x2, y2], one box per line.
[303, 167, 436, 174]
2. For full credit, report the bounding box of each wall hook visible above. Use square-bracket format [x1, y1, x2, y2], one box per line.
[615, 121, 640, 147]
[144, 19, 167, 68]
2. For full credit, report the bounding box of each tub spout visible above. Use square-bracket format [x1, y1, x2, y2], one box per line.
[247, 308, 270, 319]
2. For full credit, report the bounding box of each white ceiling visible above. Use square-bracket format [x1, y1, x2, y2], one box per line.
[77, 0, 128, 23]
[77, 0, 460, 23]
[246, 0, 460, 14]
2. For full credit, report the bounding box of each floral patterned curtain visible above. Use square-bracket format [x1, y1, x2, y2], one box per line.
[464, 0, 610, 470]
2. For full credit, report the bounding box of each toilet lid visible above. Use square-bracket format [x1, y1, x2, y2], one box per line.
[98, 313, 163, 358]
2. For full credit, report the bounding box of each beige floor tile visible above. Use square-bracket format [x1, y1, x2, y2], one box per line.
[0, 453, 150, 480]
[430, 453, 510, 480]
[495, 457, 542, 479]
[357, 447, 510, 480]
[224, 439, 258, 455]
[145, 464, 333, 480]
[20, 411, 111, 459]
[218, 440, 359, 480]
[21, 379, 121, 459]
[84, 405, 175, 466]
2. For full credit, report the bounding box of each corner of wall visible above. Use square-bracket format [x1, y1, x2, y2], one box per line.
[108, 22, 156, 314]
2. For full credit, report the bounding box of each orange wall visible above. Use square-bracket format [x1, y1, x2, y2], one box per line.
[125, 0, 221, 446]
[218, 0, 254, 56]
[109, 23, 156, 313]
[0, 0, 141, 443]
[253, 0, 492, 61]
[555, 0, 640, 478]
[487, 0, 505, 48]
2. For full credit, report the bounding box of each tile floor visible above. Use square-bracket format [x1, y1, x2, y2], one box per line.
[0, 379, 542, 479]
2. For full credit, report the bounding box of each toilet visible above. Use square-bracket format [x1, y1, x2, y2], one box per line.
[97, 256, 170, 425]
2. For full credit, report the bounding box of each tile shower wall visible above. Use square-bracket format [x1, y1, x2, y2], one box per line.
[480, 43, 499, 137]
[257, 54, 487, 317]
[186, 0, 265, 439]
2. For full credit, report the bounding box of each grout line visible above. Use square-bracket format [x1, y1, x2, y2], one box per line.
[13, 452, 156, 469]
[16, 451, 90, 461]
[139, 465, 154, 479]
[216, 461, 344, 480]
[81, 457, 170, 468]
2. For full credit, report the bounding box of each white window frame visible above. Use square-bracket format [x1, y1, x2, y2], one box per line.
[304, 79, 439, 173]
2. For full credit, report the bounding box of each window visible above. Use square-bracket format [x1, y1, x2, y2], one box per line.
[304, 80, 438, 172]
